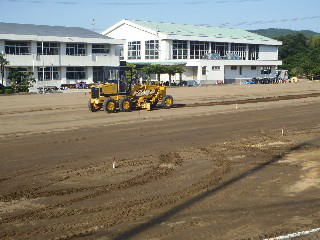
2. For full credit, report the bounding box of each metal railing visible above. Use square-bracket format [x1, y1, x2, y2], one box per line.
[202, 51, 259, 60]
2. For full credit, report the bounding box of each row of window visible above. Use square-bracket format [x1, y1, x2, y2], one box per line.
[201, 66, 272, 75]
[128, 40, 159, 60]
[172, 40, 260, 60]
[28, 67, 118, 81]
[4, 41, 110, 56]
[230, 66, 271, 73]
[127, 40, 256, 60]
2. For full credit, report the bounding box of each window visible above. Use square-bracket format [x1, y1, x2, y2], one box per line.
[239, 66, 242, 75]
[231, 43, 247, 60]
[145, 40, 159, 59]
[38, 67, 60, 81]
[93, 67, 104, 83]
[211, 42, 228, 57]
[202, 66, 207, 75]
[212, 66, 221, 71]
[37, 42, 60, 55]
[119, 46, 124, 60]
[172, 40, 188, 59]
[261, 66, 272, 74]
[5, 41, 30, 55]
[66, 43, 87, 56]
[190, 41, 209, 59]
[92, 44, 110, 55]
[248, 44, 259, 60]
[231, 66, 237, 70]
[9, 67, 28, 74]
[128, 41, 141, 59]
[251, 66, 257, 70]
[66, 67, 86, 80]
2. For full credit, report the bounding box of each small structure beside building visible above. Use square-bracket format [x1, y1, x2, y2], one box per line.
[102, 19, 282, 84]
[0, 22, 123, 89]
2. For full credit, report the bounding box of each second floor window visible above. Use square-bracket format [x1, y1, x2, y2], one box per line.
[211, 42, 228, 58]
[37, 42, 60, 55]
[145, 40, 159, 59]
[128, 41, 141, 59]
[173, 40, 188, 59]
[5, 41, 30, 55]
[92, 44, 110, 55]
[231, 43, 247, 60]
[66, 67, 86, 79]
[66, 43, 86, 56]
[249, 44, 259, 60]
[190, 41, 209, 59]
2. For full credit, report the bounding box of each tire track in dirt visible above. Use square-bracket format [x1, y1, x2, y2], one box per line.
[0, 152, 183, 224]
[2, 154, 231, 240]
[0, 106, 78, 116]
[0, 155, 156, 202]
[174, 92, 320, 109]
[0, 148, 233, 240]
[1, 125, 320, 239]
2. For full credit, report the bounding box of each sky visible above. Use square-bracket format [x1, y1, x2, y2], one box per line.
[0, 0, 319, 33]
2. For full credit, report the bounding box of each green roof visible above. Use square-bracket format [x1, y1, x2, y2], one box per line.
[129, 19, 274, 42]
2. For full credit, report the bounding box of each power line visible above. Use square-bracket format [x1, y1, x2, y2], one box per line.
[218, 16, 320, 27]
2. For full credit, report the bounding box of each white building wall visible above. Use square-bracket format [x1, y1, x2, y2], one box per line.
[107, 24, 158, 41]
[61, 66, 67, 84]
[259, 45, 279, 60]
[182, 67, 197, 81]
[224, 65, 277, 83]
[87, 66, 93, 83]
[160, 40, 170, 60]
[60, 42, 67, 55]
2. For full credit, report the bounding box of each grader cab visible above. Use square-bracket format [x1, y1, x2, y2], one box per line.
[88, 66, 173, 113]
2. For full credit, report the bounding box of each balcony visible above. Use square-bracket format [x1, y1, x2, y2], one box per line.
[4, 54, 120, 67]
[201, 51, 258, 61]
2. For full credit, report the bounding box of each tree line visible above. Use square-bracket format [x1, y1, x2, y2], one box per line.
[126, 64, 184, 85]
[277, 34, 320, 79]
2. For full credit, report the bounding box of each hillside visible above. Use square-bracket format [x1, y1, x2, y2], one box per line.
[249, 28, 320, 39]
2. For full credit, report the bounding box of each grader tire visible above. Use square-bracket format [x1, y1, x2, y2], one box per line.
[151, 100, 158, 108]
[119, 98, 132, 112]
[103, 98, 117, 113]
[88, 100, 100, 112]
[161, 95, 173, 109]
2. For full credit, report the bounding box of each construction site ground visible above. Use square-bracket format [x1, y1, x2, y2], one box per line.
[0, 81, 320, 240]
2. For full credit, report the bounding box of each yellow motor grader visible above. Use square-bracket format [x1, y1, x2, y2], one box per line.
[88, 66, 173, 113]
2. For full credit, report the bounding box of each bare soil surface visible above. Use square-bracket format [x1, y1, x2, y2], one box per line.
[0, 82, 320, 240]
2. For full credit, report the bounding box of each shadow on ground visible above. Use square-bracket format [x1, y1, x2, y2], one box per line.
[95, 137, 320, 240]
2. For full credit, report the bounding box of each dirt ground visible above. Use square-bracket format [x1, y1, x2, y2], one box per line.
[0, 82, 320, 240]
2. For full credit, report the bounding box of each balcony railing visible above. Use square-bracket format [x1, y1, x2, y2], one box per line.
[201, 51, 259, 61]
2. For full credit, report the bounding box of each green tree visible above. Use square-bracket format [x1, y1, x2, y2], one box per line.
[8, 71, 36, 92]
[0, 54, 9, 86]
[276, 34, 320, 80]
[277, 34, 308, 60]
[141, 64, 166, 82]
[141, 64, 185, 85]
[125, 63, 140, 83]
[166, 65, 184, 86]
[309, 36, 320, 48]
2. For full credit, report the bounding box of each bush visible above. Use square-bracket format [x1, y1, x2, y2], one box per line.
[5, 88, 13, 94]
[0, 89, 4, 94]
